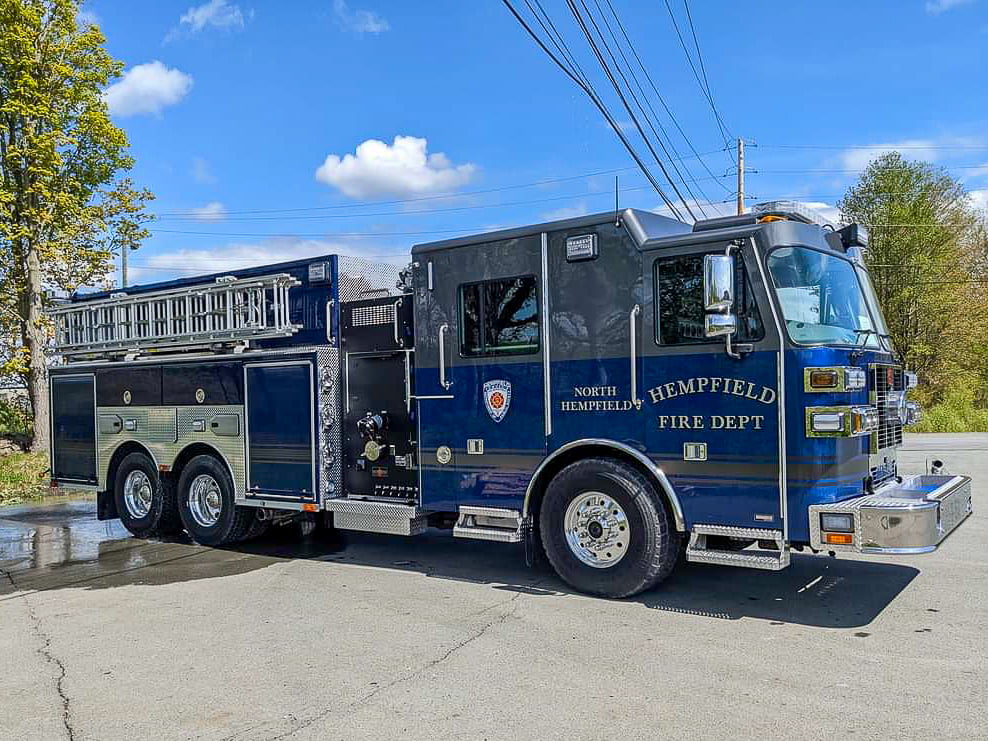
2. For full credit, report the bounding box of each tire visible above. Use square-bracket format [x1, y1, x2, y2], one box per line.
[113, 452, 181, 537]
[177, 455, 253, 546]
[539, 457, 680, 598]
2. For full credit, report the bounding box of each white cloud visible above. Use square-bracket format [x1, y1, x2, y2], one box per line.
[925, 0, 975, 14]
[966, 162, 988, 179]
[333, 0, 389, 34]
[838, 137, 985, 170]
[178, 0, 245, 33]
[190, 202, 226, 222]
[969, 189, 988, 212]
[191, 157, 217, 184]
[315, 135, 477, 199]
[104, 61, 193, 117]
[128, 238, 405, 284]
[540, 202, 591, 221]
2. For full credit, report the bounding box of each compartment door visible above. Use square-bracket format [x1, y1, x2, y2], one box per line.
[51, 374, 97, 484]
[245, 361, 316, 501]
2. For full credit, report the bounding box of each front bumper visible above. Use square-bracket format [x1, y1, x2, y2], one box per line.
[808, 475, 972, 554]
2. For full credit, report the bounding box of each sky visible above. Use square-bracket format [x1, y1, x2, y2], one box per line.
[81, 0, 988, 286]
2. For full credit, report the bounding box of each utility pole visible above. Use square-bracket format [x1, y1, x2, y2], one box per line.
[736, 137, 745, 215]
[121, 247, 128, 288]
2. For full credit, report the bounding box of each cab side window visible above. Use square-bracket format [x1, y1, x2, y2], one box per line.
[655, 254, 763, 345]
[460, 276, 539, 356]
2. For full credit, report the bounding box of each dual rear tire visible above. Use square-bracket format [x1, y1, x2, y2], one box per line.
[114, 452, 252, 546]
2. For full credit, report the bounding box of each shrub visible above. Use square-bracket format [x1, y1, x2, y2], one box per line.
[0, 452, 49, 506]
[909, 384, 988, 433]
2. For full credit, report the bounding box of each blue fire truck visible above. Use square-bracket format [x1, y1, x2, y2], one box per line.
[47, 202, 972, 597]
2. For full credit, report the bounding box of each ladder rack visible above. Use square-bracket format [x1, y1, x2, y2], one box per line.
[52, 273, 301, 359]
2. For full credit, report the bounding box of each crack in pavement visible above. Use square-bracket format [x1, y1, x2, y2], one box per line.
[250, 589, 526, 741]
[1, 568, 76, 741]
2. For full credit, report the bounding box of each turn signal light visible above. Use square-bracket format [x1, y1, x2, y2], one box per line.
[825, 533, 854, 545]
[809, 370, 839, 389]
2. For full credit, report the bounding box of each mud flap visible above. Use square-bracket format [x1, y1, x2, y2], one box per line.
[96, 490, 118, 521]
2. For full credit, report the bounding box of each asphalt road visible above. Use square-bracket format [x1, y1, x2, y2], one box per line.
[1, 434, 985, 740]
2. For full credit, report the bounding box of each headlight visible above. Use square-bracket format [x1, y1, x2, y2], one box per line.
[904, 401, 922, 426]
[820, 512, 854, 533]
[806, 406, 878, 438]
[804, 366, 866, 392]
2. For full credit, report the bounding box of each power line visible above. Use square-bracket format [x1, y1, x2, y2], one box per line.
[501, 0, 686, 219]
[757, 143, 988, 151]
[586, 0, 716, 213]
[566, 0, 701, 219]
[662, 0, 732, 146]
[600, 0, 733, 193]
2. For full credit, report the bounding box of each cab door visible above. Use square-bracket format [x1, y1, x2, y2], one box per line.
[414, 234, 546, 512]
[641, 240, 784, 530]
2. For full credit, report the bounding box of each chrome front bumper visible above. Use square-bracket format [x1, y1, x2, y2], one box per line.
[808, 475, 972, 554]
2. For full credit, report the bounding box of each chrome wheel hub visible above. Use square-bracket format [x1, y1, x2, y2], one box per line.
[123, 470, 153, 519]
[188, 474, 223, 528]
[563, 491, 630, 568]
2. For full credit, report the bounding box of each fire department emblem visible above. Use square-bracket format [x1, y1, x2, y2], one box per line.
[483, 379, 512, 423]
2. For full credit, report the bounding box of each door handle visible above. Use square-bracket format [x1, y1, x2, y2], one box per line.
[325, 298, 336, 346]
[439, 323, 452, 390]
[629, 304, 642, 409]
[393, 298, 403, 347]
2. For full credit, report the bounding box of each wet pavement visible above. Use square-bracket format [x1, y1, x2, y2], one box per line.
[1, 434, 986, 740]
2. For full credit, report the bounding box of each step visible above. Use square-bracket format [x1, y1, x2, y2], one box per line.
[686, 524, 790, 571]
[324, 499, 427, 536]
[453, 506, 525, 543]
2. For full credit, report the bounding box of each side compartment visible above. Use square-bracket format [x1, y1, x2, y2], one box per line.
[50, 374, 97, 485]
[244, 361, 316, 501]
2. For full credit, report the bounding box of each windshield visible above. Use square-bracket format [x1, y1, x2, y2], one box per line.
[767, 246, 880, 348]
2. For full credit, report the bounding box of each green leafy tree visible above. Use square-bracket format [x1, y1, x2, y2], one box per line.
[0, 0, 153, 452]
[839, 153, 984, 401]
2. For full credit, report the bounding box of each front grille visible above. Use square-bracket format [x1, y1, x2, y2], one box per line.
[869, 363, 904, 452]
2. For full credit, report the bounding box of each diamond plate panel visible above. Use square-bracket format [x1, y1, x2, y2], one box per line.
[97, 405, 246, 496]
[337, 256, 405, 302]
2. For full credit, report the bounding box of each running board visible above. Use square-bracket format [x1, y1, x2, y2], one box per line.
[686, 524, 790, 571]
[324, 499, 427, 536]
[453, 506, 525, 543]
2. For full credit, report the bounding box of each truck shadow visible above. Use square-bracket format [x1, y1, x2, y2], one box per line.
[1, 499, 918, 629]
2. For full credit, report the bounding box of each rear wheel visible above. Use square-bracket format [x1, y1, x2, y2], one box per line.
[177, 455, 252, 546]
[540, 457, 680, 598]
[113, 452, 181, 537]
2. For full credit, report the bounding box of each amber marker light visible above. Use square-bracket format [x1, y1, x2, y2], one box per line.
[809, 370, 839, 389]
[824, 533, 854, 545]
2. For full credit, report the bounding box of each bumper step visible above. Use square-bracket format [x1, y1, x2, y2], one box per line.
[686, 524, 790, 571]
[453, 506, 525, 543]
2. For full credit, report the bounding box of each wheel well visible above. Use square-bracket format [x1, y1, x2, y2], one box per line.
[170, 443, 232, 487]
[525, 444, 684, 531]
[105, 441, 158, 493]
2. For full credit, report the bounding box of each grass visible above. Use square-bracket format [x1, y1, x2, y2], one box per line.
[0, 452, 49, 506]
[908, 387, 988, 433]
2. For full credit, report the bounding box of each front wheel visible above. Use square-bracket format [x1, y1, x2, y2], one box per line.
[177, 455, 253, 546]
[539, 457, 680, 598]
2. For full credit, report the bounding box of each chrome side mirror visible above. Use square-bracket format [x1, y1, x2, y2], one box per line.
[703, 254, 734, 312]
[703, 252, 742, 358]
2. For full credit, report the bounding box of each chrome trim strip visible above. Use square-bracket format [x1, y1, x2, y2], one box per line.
[540, 231, 552, 438]
[521, 438, 685, 531]
[752, 241, 788, 541]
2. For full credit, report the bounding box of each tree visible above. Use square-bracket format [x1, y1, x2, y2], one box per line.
[0, 0, 152, 452]
[839, 152, 985, 402]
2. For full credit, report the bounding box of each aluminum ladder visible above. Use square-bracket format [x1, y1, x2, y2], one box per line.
[52, 273, 301, 358]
